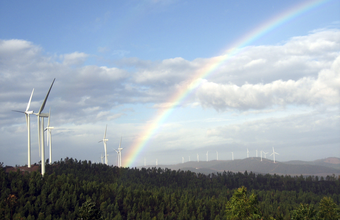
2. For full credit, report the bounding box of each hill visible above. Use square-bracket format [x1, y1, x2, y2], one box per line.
[153, 157, 340, 176]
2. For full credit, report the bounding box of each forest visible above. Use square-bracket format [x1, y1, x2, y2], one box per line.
[1, 157, 339, 220]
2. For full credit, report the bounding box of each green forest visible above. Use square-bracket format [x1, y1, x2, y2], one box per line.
[1, 158, 339, 220]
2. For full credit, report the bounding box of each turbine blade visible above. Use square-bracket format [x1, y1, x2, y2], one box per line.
[12, 110, 25, 113]
[26, 88, 34, 112]
[104, 124, 107, 139]
[38, 78, 55, 114]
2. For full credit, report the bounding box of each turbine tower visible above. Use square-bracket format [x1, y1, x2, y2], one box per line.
[206, 151, 209, 162]
[197, 153, 199, 162]
[45, 108, 54, 165]
[189, 156, 191, 162]
[99, 125, 108, 165]
[260, 151, 263, 161]
[247, 148, 249, 158]
[216, 151, 218, 161]
[35, 78, 56, 176]
[101, 154, 104, 163]
[182, 157, 184, 163]
[270, 147, 279, 163]
[12, 88, 34, 168]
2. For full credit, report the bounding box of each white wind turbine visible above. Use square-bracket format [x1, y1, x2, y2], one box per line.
[45, 108, 54, 165]
[197, 153, 199, 162]
[189, 156, 191, 162]
[182, 157, 184, 163]
[263, 151, 268, 159]
[117, 137, 124, 167]
[247, 148, 249, 158]
[101, 154, 104, 164]
[270, 147, 279, 163]
[206, 151, 209, 162]
[99, 125, 108, 165]
[12, 88, 34, 168]
[35, 78, 55, 176]
[216, 151, 218, 161]
[260, 151, 263, 161]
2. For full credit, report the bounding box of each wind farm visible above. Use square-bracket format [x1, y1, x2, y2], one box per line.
[1, 0, 339, 219]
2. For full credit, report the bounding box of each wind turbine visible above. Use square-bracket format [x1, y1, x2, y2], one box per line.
[45, 108, 54, 165]
[117, 137, 123, 167]
[35, 78, 56, 176]
[98, 125, 108, 165]
[12, 88, 34, 168]
[206, 151, 209, 162]
[247, 148, 249, 158]
[216, 151, 218, 161]
[101, 154, 104, 163]
[197, 153, 199, 162]
[182, 157, 184, 163]
[189, 156, 191, 162]
[270, 147, 279, 163]
[260, 151, 263, 161]
[263, 151, 268, 159]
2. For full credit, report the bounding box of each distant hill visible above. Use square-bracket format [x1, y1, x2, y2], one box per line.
[151, 157, 340, 176]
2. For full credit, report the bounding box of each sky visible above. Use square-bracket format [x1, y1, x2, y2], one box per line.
[0, 0, 339, 167]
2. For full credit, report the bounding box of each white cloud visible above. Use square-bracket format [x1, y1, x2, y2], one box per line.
[62, 52, 88, 66]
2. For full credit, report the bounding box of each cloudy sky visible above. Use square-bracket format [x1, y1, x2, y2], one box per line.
[0, 0, 339, 167]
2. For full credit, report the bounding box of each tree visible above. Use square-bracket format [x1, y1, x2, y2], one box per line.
[225, 186, 262, 220]
[290, 204, 317, 220]
[318, 197, 339, 220]
[78, 199, 102, 220]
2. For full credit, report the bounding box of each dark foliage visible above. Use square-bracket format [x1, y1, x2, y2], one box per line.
[0, 158, 339, 219]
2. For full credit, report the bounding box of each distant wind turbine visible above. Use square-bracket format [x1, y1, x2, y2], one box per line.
[99, 125, 108, 165]
[197, 153, 199, 162]
[44, 108, 54, 165]
[35, 78, 55, 176]
[247, 148, 249, 158]
[12, 88, 34, 168]
[189, 156, 191, 162]
[182, 157, 184, 163]
[101, 154, 104, 163]
[117, 137, 124, 167]
[206, 151, 209, 162]
[260, 151, 263, 161]
[263, 151, 268, 159]
[216, 151, 218, 161]
[270, 147, 279, 163]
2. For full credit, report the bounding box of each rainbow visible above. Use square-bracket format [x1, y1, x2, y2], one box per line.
[124, 0, 331, 167]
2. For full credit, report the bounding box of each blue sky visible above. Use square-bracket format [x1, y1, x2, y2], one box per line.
[0, 0, 339, 167]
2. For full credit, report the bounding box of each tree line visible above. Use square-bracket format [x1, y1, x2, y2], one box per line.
[0, 158, 339, 219]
